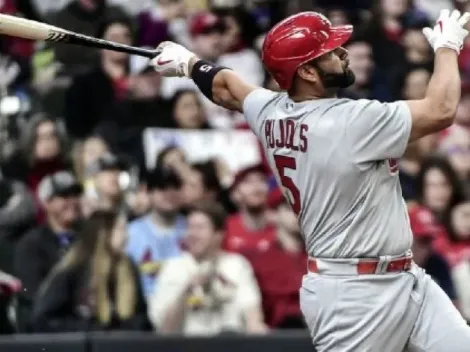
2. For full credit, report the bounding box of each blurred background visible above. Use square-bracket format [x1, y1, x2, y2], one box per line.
[1, 0, 470, 350]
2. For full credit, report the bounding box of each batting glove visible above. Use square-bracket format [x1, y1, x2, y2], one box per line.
[422, 9, 470, 54]
[149, 41, 196, 77]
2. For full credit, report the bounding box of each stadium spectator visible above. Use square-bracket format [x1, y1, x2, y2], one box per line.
[0, 177, 35, 334]
[415, 156, 464, 222]
[0, 0, 36, 58]
[155, 145, 193, 182]
[160, 11, 226, 99]
[401, 67, 431, 100]
[14, 171, 82, 332]
[435, 201, 470, 267]
[362, 0, 408, 79]
[46, 0, 128, 75]
[137, 0, 189, 48]
[215, 6, 264, 87]
[81, 153, 128, 216]
[223, 164, 276, 254]
[245, 199, 307, 329]
[439, 126, 470, 184]
[402, 26, 433, 66]
[73, 135, 111, 185]
[409, 205, 458, 303]
[399, 68, 438, 201]
[452, 219, 470, 322]
[342, 40, 375, 99]
[0, 270, 22, 334]
[148, 201, 266, 335]
[64, 15, 135, 139]
[1, 115, 70, 223]
[32, 210, 150, 332]
[0, 177, 36, 274]
[170, 89, 210, 129]
[183, 161, 223, 208]
[127, 166, 186, 297]
[458, 1, 470, 83]
[454, 85, 470, 129]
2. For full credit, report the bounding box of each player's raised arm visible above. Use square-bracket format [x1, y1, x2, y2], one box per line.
[406, 10, 470, 142]
[149, 41, 259, 113]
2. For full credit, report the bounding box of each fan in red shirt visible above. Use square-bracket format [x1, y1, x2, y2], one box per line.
[223, 164, 276, 254]
[245, 198, 307, 329]
[434, 200, 470, 267]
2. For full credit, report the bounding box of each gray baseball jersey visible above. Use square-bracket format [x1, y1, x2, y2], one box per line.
[243, 88, 413, 258]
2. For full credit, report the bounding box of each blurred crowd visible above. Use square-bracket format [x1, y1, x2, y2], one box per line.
[1, 0, 470, 338]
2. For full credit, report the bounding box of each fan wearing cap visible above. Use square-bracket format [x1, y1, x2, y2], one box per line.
[223, 164, 276, 255]
[127, 166, 187, 298]
[409, 206, 458, 303]
[14, 171, 82, 332]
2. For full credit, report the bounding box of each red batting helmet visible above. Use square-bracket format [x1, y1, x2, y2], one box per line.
[262, 12, 353, 90]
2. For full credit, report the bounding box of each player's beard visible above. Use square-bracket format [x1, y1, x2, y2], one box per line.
[316, 66, 356, 90]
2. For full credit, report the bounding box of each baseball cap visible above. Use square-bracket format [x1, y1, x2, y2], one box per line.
[146, 166, 183, 190]
[408, 206, 441, 239]
[37, 171, 83, 204]
[87, 153, 126, 177]
[230, 164, 267, 191]
[189, 12, 225, 37]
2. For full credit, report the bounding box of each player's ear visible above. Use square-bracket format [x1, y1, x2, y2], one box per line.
[297, 63, 320, 85]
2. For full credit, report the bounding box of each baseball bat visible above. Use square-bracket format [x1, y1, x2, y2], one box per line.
[0, 13, 159, 58]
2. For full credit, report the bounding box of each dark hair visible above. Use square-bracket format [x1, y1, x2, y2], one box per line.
[415, 156, 464, 217]
[192, 161, 222, 194]
[21, 113, 69, 166]
[146, 165, 182, 190]
[155, 146, 186, 170]
[441, 200, 470, 243]
[44, 210, 137, 325]
[96, 14, 135, 43]
[170, 89, 210, 129]
[189, 201, 227, 232]
[171, 89, 200, 109]
[211, 5, 261, 47]
[73, 210, 120, 264]
[396, 64, 433, 99]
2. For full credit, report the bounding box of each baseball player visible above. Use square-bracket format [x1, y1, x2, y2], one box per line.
[150, 9, 470, 352]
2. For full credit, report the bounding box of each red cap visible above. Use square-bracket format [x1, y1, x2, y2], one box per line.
[408, 206, 440, 239]
[262, 11, 353, 90]
[230, 164, 267, 191]
[189, 12, 225, 37]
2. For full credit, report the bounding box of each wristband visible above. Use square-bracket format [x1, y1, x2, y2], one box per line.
[190, 60, 230, 102]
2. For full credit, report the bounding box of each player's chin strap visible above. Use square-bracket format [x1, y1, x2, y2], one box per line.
[190, 59, 231, 102]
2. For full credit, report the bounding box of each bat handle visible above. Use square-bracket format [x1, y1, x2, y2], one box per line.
[131, 47, 161, 58]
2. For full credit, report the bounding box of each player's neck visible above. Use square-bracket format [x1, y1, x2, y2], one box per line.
[289, 89, 337, 102]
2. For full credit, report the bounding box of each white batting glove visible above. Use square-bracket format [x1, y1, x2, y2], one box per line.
[422, 9, 470, 54]
[149, 41, 196, 77]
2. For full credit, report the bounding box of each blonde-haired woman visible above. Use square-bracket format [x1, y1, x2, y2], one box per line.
[32, 211, 150, 332]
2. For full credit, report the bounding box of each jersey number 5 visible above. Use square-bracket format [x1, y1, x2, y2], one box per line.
[274, 155, 301, 215]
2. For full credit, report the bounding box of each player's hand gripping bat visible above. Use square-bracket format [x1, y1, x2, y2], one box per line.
[0, 13, 160, 58]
